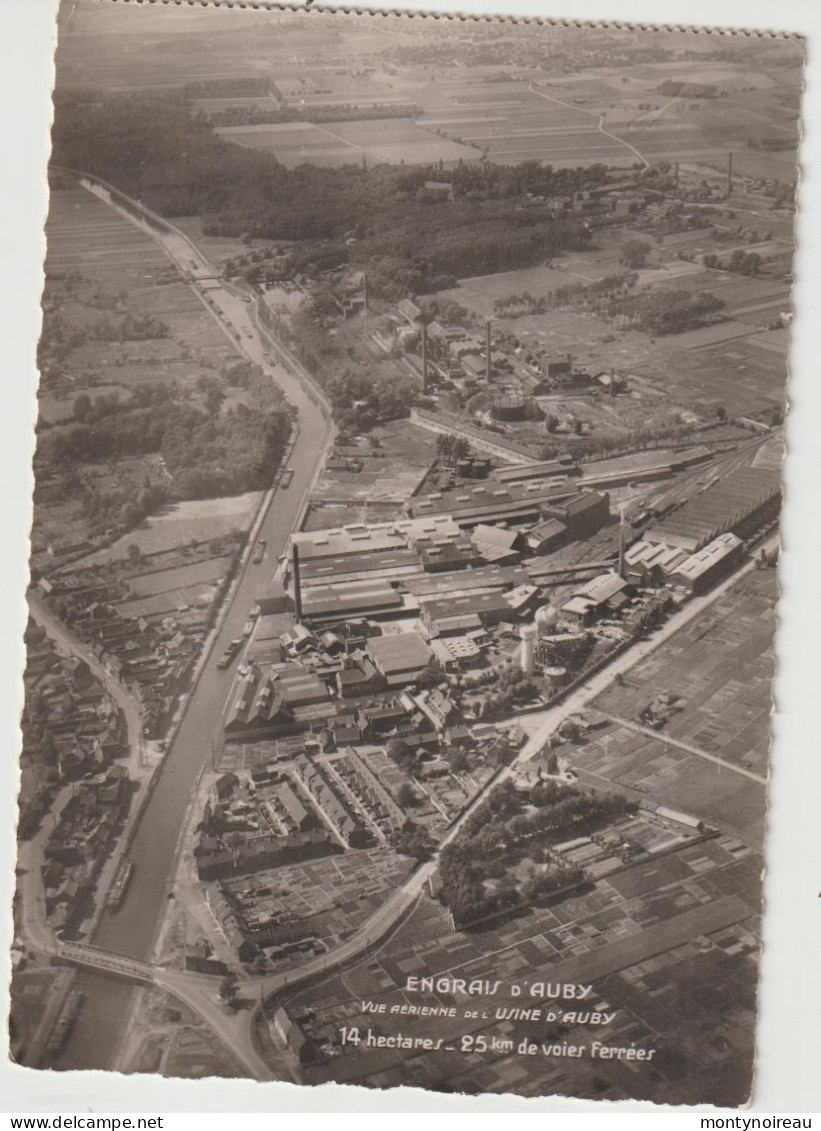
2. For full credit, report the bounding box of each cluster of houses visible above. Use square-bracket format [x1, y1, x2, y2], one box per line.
[18, 622, 127, 839]
[41, 764, 132, 936]
[37, 565, 210, 739]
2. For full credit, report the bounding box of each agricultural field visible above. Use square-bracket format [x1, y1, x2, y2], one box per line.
[219, 847, 414, 966]
[216, 118, 480, 168]
[44, 188, 170, 303]
[568, 569, 777, 842]
[416, 79, 637, 168]
[56, 8, 801, 185]
[538, 54, 801, 183]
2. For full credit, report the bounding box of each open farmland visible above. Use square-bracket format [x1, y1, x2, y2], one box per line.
[417, 78, 638, 168]
[77, 492, 263, 566]
[216, 118, 480, 168]
[539, 54, 801, 184]
[45, 188, 168, 286]
[568, 569, 777, 840]
[119, 555, 231, 620]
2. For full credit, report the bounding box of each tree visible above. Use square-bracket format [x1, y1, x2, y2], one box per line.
[219, 974, 238, 1004]
[126, 542, 141, 564]
[545, 414, 559, 434]
[436, 433, 457, 464]
[397, 782, 418, 809]
[416, 657, 444, 689]
[120, 502, 144, 530]
[391, 825, 434, 862]
[619, 239, 652, 269]
[73, 393, 92, 422]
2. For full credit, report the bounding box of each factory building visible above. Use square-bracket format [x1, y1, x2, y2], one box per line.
[407, 478, 580, 527]
[300, 579, 404, 624]
[670, 532, 744, 593]
[367, 632, 433, 687]
[623, 540, 690, 587]
[541, 490, 611, 541]
[645, 467, 779, 552]
[560, 573, 631, 625]
[291, 524, 405, 562]
[495, 456, 580, 485]
[578, 446, 712, 491]
[419, 589, 532, 632]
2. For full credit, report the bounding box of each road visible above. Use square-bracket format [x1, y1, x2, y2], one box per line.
[41, 172, 334, 1073]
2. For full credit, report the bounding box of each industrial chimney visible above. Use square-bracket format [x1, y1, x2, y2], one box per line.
[485, 320, 492, 383]
[617, 506, 626, 580]
[292, 543, 303, 623]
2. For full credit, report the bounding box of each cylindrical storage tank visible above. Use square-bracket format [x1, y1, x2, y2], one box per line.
[520, 624, 537, 675]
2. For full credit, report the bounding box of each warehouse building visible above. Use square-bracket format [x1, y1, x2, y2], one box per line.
[291, 524, 405, 562]
[671, 532, 744, 593]
[560, 573, 631, 625]
[495, 456, 580, 485]
[300, 579, 404, 624]
[420, 589, 526, 631]
[645, 467, 779, 552]
[541, 490, 611, 541]
[298, 548, 422, 588]
[578, 446, 712, 490]
[406, 478, 579, 527]
[367, 632, 433, 687]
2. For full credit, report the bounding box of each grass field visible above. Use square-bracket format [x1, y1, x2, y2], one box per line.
[79, 492, 263, 565]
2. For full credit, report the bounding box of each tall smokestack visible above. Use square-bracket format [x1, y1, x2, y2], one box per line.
[421, 324, 429, 392]
[610, 366, 616, 399]
[727, 153, 733, 199]
[292, 543, 303, 623]
[617, 506, 626, 580]
[486, 320, 492, 383]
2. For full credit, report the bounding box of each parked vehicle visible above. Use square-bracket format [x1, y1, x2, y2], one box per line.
[216, 639, 243, 669]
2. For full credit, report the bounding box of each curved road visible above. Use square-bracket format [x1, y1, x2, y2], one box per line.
[47, 174, 334, 1072]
